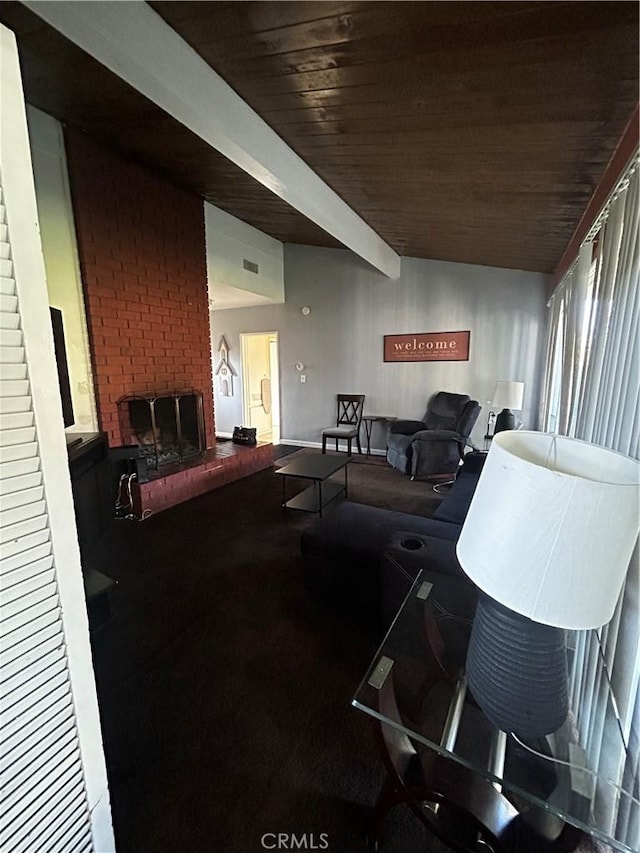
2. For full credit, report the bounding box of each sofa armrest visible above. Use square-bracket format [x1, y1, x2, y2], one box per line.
[389, 419, 426, 435]
[460, 451, 487, 475]
[432, 471, 480, 524]
[380, 533, 477, 650]
[386, 531, 468, 580]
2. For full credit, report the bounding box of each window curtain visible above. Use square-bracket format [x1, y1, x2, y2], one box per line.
[557, 241, 595, 436]
[540, 158, 639, 848]
[538, 287, 563, 432]
[576, 169, 640, 456]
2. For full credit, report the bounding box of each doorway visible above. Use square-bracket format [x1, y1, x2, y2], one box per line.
[240, 332, 280, 445]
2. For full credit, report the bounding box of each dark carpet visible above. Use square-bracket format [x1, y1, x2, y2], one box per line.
[275, 449, 443, 516]
[88, 456, 448, 853]
[272, 443, 301, 461]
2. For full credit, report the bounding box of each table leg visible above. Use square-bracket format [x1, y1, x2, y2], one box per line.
[488, 730, 507, 791]
[345, 463, 349, 498]
[364, 420, 374, 456]
[318, 480, 323, 518]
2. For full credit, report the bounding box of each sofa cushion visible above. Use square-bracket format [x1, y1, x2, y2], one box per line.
[300, 456, 484, 633]
[301, 500, 460, 566]
[300, 501, 461, 626]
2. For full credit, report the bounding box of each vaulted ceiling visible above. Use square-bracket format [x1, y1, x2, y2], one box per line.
[1, 1, 638, 274]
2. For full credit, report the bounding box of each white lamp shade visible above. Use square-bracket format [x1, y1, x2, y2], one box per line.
[456, 431, 640, 629]
[492, 380, 524, 410]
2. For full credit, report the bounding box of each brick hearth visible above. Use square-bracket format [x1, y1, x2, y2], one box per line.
[131, 443, 273, 518]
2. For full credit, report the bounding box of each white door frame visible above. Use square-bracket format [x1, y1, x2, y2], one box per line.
[239, 331, 280, 444]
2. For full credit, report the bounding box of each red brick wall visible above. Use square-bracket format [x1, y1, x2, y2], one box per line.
[64, 129, 215, 448]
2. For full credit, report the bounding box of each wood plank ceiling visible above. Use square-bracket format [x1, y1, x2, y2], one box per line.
[2, 1, 638, 273]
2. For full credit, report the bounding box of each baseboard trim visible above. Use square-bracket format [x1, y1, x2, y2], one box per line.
[280, 439, 387, 457]
[218, 434, 387, 457]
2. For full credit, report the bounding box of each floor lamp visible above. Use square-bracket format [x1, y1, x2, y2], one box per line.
[456, 431, 640, 739]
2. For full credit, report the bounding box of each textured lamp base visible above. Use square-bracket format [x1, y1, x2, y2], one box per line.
[494, 407, 516, 433]
[466, 595, 568, 738]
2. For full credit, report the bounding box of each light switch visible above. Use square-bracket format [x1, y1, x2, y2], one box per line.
[300, 374, 306, 383]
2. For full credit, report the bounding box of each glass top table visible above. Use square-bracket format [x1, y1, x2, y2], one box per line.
[353, 570, 638, 852]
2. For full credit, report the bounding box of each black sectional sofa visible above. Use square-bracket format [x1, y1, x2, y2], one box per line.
[300, 452, 486, 650]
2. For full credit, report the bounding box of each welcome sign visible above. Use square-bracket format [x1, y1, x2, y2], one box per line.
[384, 330, 470, 362]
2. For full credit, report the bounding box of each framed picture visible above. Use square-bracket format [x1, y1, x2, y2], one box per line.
[384, 330, 470, 363]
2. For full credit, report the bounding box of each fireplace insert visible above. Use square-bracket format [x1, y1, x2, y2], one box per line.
[117, 391, 205, 469]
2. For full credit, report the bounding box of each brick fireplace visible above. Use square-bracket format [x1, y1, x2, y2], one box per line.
[64, 129, 272, 515]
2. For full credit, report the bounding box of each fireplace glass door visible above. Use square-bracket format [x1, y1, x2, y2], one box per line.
[118, 392, 204, 469]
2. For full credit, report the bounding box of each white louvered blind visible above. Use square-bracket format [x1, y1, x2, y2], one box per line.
[0, 180, 94, 852]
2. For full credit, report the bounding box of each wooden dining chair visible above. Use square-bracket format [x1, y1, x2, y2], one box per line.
[321, 393, 365, 454]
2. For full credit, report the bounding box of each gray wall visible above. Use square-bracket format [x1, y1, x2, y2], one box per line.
[212, 245, 548, 452]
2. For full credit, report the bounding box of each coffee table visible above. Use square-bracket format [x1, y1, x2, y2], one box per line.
[275, 454, 350, 517]
[353, 569, 637, 852]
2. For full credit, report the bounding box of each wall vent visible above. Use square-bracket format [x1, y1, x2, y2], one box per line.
[243, 258, 259, 274]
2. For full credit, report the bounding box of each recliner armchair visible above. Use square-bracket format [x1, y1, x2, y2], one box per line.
[386, 391, 480, 480]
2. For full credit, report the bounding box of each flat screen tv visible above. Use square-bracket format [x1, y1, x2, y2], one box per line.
[49, 306, 75, 429]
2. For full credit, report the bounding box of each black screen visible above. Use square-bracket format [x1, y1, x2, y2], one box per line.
[49, 307, 75, 428]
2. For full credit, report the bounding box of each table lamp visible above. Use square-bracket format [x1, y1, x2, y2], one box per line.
[456, 431, 640, 739]
[492, 381, 524, 433]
